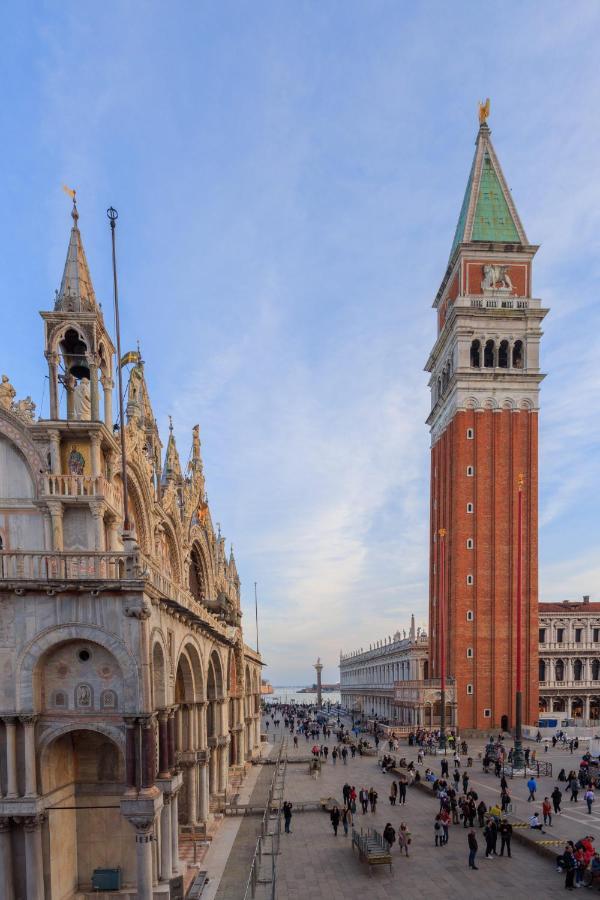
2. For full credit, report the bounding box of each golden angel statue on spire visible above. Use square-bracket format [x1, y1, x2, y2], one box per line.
[478, 98, 490, 125]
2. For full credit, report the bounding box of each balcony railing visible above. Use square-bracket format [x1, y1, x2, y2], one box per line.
[541, 641, 600, 652]
[43, 474, 122, 511]
[539, 679, 600, 689]
[0, 550, 229, 637]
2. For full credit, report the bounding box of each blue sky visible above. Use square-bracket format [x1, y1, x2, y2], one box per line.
[1, 1, 600, 684]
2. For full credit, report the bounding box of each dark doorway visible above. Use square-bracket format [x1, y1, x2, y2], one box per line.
[501, 714, 509, 732]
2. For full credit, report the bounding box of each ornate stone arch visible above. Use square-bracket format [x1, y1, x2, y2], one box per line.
[157, 515, 182, 584]
[118, 465, 151, 554]
[48, 320, 94, 356]
[207, 648, 225, 700]
[38, 721, 125, 758]
[179, 637, 205, 701]
[151, 637, 168, 709]
[0, 412, 45, 495]
[16, 624, 141, 713]
[188, 533, 214, 604]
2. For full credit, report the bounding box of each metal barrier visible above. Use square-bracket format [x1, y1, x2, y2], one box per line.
[243, 738, 287, 900]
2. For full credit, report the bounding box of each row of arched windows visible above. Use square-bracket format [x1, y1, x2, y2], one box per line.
[539, 658, 600, 682]
[470, 338, 524, 369]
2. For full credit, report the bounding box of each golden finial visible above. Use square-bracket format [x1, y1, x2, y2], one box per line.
[517, 473, 525, 490]
[478, 98, 490, 125]
[438, 527, 447, 538]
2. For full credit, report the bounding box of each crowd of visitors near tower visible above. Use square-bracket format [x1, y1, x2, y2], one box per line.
[264, 701, 600, 891]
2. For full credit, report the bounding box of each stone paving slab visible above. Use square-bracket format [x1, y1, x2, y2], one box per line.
[271, 718, 569, 898]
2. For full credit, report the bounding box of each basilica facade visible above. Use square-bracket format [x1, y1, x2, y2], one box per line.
[0, 200, 263, 899]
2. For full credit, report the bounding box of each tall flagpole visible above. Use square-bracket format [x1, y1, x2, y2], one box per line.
[254, 582, 260, 655]
[107, 207, 130, 532]
[513, 473, 525, 770]
[438, 528, 447, 752]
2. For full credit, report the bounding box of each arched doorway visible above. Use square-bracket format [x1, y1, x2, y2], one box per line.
[501, 714, 509, 732]
[42, 729, 126, 898]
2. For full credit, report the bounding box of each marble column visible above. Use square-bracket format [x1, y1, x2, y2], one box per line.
[101, 374, 114, 429]
[158, 710, 170, 778]
[23, 815, 45, 900]
[89, 358, 100, 421]
[125, 718, 138, 788]
[186, 763, 198, 825]
[141, 716, 157, 789]
[209, 746, 217, 795]
[46, 352, 59, 420]
[133, 821, 154, 900]
[20, 715, 38, 797]
[89, 432, 102, 478]
[585, 696, 591, 722]
[0, 818, 14, 900]
[167, 708, 177, 770]
[171, 789, 180, 875]
[236, 728, 245, 767]
[47, 429, 61, 475]
[2, 717, 18, 797]
[47, 501, 64, 552]
[159, 794, 172, 882]
[65, 373, 76, 420]
[89, 501, 106, 551]
[198, 758, 210, 823]
[218, 743, 228, 794]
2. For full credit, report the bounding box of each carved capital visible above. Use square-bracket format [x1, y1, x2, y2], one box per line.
[19, 714, 39, 726]
[129, 817, 154, 835]
[89, 500, 106, 518]
[1, 715, 17, 726]
[22, 814, 45, 832]
[46, 500, 63, 517]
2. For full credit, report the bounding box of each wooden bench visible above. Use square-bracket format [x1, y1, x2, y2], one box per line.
[351, 828, 392, 875]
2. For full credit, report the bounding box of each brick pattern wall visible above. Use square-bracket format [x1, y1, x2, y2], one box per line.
[429, 408, 539, 731]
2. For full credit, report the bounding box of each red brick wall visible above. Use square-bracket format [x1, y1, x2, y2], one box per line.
[429, 409, 539, 731]
[465, 261, 529, 297]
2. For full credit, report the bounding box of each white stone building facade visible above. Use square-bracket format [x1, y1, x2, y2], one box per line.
[339, 618, 430, 724]
[0, 200, 262, 900]
[539, 598, 600, 723]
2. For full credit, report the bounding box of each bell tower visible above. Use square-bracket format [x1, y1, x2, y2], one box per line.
[425, 108, 548, 732]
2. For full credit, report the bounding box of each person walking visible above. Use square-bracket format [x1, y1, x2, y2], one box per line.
[369, 788, 378, 813]
[586, 787, 595, 814]
[398, 779, 407, 805]
[389, 781, 398, 806]
[441, 758, 449, 777]
[468, 829, 479, 869]
[477, 800, 487, 828]
[332, 748, 338, 766]
[462, 772, 469, 794]
[564, 844, 576, 891]
[542, 797, 552, 827]
[527, 776, 537, 802]
[440, 808, 450, 846]
[383, 822, 396, 848]
[330, 805, 341, 836]
[552, 785, 562, 815]
[359, 787, 368, 815]
[283, 801, 293, 833]
[483, 818, 496, 858]
[499, 819, 512, 858]
[434, 814, 443, 847]
[569, 776, 579, 803]
[341, 746, 348, 765]
[341, 806, 351, 837]
[398, 822, 411, 856]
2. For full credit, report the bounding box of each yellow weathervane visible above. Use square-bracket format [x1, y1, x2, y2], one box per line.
[62, 184, 76, 200]
[478, 98, 490, 125]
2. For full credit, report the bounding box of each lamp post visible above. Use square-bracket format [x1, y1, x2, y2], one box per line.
[513, 474, 525, 770]
[438, 527, 447, 752]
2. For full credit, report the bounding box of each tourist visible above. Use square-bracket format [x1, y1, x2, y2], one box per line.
[389, 781, 398, 806]
[398, 822, 411, 857]
[342, 783, 350, 806]
[434, 814, 443, 847]
[585, 786, 595, 814]
[440, 808, 450, 845]
[462, 772, 469, 794]
[341, 806, 351, 837]
[440, 757, 448, 777]
[563, 844, 576, 891]
[483, 818, 496, 858]
[552, 785, 562, 815]
[341, 746, 348, 765]
[468, 829, 479, 869]
[383, 822, 396, 848]
[359, 787, 368, 814]
[369, 787, 378, 813]
[569, 775, 579, 803]
[476, 800, 487, 828]
[349, 785, 357, 813]
[528, 812, 545, 832]
[330, 805, 340, 836]
[542, 796, 552, 827]
[283, 801, 293, 834]
[499, 819, 512, 857]
[398, 778, 407, 805]
[332, 748, 338, 766]
[527, 775, 537, 802]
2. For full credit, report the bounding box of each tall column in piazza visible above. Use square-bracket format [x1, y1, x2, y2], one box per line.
[314, 658, 323, 710]
[425, 107, 548, 733]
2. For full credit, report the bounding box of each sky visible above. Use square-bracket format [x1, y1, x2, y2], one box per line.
[1, 1, 600, 685]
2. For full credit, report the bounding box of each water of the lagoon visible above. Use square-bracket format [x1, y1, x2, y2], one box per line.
[265, 686, 342, 706]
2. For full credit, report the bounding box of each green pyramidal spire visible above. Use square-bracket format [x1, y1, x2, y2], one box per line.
[448, 121, 527, 263]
